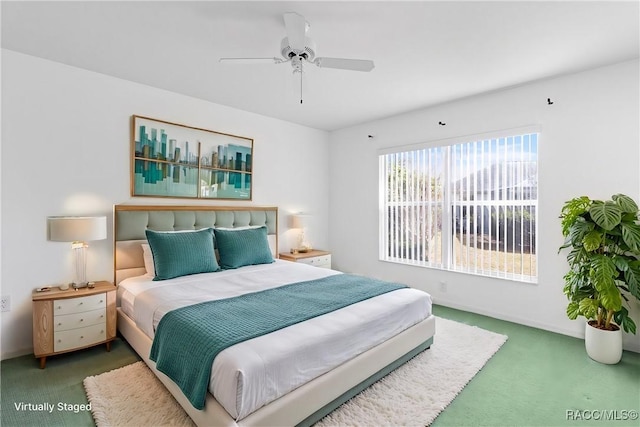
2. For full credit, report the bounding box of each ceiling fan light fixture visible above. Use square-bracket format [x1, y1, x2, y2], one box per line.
[280, 37, 316, 62]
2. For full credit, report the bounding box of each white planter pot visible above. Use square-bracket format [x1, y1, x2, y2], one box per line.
[584, 321, 622, 364]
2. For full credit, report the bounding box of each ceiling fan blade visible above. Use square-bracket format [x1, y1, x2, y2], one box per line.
[283, 12, 307, 53]
[313, 57, 375, 72]
[219, 57, 285, 65]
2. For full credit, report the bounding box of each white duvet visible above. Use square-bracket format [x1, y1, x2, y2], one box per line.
[118, 260, 432, 420]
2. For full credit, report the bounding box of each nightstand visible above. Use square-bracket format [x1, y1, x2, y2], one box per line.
[32, 281, 116, 369]
[279, 250, 332, 269]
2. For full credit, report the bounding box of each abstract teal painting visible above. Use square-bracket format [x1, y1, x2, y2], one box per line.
[131, 115, 253, 200]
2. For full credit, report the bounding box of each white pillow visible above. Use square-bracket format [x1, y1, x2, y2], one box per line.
[141, 243, 155, 277]
[214, 225, 264, 231]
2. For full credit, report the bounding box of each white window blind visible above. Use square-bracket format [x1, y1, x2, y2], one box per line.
[379, 131, 538, 282]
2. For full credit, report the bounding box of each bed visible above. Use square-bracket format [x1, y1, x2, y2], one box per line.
[114, 204, 436, 426]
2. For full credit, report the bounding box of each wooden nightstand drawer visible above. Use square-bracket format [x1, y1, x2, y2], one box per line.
[54, 293, 106, 315]
[54, 323, 106, 353]
[54, 308, 106, 332]
[298, 254, 332, 268]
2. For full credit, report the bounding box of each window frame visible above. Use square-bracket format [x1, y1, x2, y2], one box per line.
[378, 126, 540, 283]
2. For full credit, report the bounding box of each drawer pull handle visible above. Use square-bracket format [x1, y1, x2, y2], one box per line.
[58, 323, 62, 326]
[58, 339, 61, 343]
[80, 319, 84, 322]
[58, 306, 61, 310]
[100, 300, 104, 303]
[80, 336, 84, 339]
[100, 315, 104, 318]
[79, 302, 83, 305]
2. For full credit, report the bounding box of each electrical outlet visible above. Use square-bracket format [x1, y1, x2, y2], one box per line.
[1, 296, 10, 312]
[439, 281, 447, 293]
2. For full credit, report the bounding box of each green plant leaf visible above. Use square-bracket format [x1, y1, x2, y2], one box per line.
[620, 222, 640, 251]
[567, 219, 594, 247]
[591, 254, 617, 288]
[560, 196, 591, 236]
[599, 285, 622, 312]
[578, 298, 599, 319]
[567, 301, 581, 319]
[624, 261, 640, 300]
[589, 201, 622, 231]
[590, 255, 621, 311]
[566, 247, 587, 267]
[613, 194, 639, 214]
[564, 271, 585, 296]
[622, 317, 636, 334]
[612, 255, 629, 272]
[582, 230, 602, 252]
[564, 270, 594, 301]
[614, 307, 637, 334]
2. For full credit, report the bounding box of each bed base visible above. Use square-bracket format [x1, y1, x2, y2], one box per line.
[297, 338, 433, 427]
[117, 308, 436, 426]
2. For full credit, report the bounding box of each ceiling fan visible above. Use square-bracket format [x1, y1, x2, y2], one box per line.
[219, 12, 375, 103]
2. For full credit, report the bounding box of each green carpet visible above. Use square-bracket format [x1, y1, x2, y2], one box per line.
[431, 306, 640, 427]
[1, 338, 139, 427]
[1, 307, 638, 427]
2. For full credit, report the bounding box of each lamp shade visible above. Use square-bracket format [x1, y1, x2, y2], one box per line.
[291, 214, 311, 229]
[48, 216, 107, 242]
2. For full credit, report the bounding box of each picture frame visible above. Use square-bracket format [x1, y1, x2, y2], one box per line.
[131, 115, 253, 200]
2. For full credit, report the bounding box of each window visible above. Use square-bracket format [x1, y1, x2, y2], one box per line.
[379, 130, 538, 282]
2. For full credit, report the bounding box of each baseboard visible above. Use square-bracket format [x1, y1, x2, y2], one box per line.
[1, 347, 33, 361]
[434, 299, 640, 353]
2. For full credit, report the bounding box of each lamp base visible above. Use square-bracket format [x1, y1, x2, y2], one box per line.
[72, 281, 96, 290]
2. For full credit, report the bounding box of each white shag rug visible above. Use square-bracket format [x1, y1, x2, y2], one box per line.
[84, 317, 507, 427]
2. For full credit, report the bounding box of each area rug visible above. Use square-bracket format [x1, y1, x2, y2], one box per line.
[84, 317, 507, 427]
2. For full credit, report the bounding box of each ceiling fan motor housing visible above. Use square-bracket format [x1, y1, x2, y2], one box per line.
[281, 37, 317, 65]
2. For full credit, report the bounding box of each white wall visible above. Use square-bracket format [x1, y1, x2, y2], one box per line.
[329, 60, 640, 352]
[0, 49, 330, 359]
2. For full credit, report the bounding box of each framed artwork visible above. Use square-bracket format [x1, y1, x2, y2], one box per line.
[131, 115, 253, 200]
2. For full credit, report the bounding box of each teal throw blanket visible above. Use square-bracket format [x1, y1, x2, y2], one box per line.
[149, 274, 407, 409]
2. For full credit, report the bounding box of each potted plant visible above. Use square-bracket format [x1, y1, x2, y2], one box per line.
[559, 193, 640, 364]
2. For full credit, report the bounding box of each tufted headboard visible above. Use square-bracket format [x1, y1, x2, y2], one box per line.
[113, 205, 278, 285]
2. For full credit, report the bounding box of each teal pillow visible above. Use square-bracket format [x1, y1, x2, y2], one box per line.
[145, 228, 219, 280]
[214, 226, 274, 269]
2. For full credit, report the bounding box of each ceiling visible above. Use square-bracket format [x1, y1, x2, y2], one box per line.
[2, 1, 639, 131]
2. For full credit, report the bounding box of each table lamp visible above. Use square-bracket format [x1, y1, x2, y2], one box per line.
[291, 213, 312, 252]
[48, 216, 107, 289]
